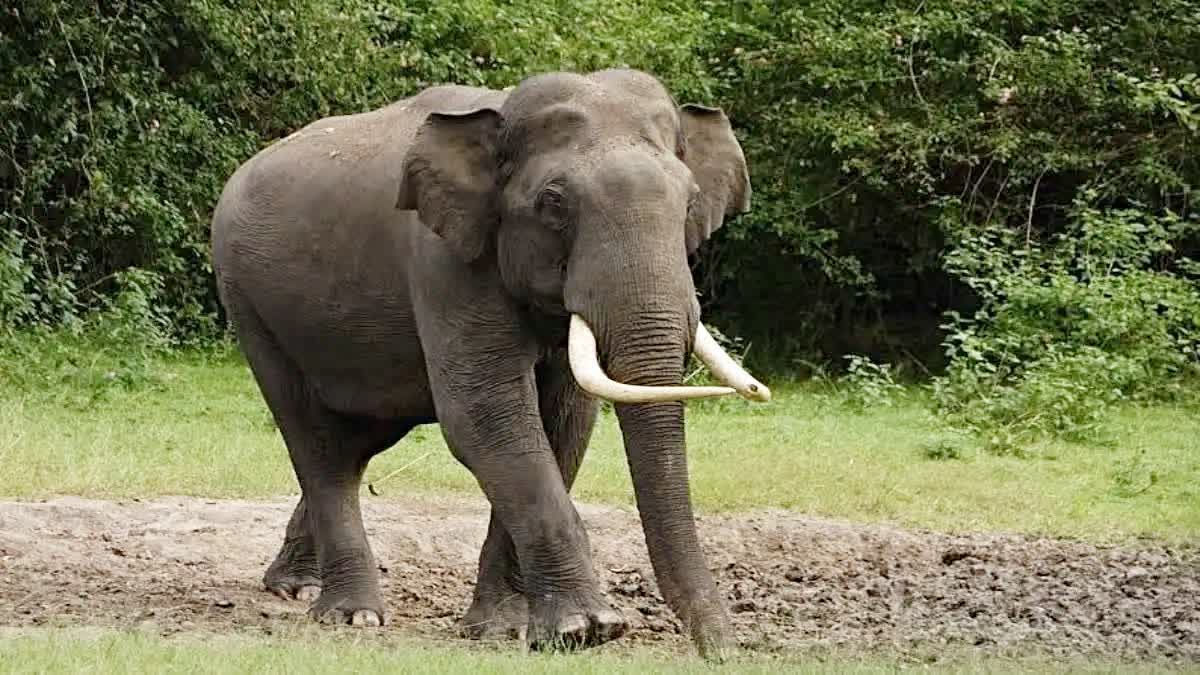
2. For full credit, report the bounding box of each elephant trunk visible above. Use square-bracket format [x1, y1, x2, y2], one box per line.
[599, 309, 733, 659]
[559, 154, 763, 657]
[566, 250, 732, 655]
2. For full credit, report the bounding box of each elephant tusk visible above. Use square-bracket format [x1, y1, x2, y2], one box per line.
[693, 323, 771, 402]
[568, 315, 737, 403]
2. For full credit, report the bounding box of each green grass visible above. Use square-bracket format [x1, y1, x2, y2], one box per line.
[0, 628, 1184, 674]
[1, 346, 1197, 543]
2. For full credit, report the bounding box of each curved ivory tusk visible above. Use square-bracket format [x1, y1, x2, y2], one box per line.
[693, 324, 771, 402]
[568, 315, 737, 403]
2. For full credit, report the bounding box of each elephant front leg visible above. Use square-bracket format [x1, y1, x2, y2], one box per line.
[462, 351, 604, 641]
[433, 357, 624, 649]
[460, 515, 527, 639]
[264, 496, 322, 602]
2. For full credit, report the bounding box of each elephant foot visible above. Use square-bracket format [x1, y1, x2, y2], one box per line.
[460, 592, 529, 640]
[526, 590, 628, 651]
[264, 569, 322, 602]
[268, 580, 322, 602]
[263, 537, 321, 601]
[308, 591, 386, 627]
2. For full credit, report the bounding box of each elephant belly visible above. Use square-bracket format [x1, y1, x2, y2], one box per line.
[307, 347, 438, 424]
[256, 269, 439, 423]
[228, 220, 439, 424]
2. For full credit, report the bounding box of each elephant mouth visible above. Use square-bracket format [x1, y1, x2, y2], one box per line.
[566, 314, 771, 404]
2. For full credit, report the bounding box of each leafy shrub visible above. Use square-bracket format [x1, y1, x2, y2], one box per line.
[0, 230, 34, 327]
[920, 439, 965, 461]
[697, 0, 1200, 369]
[838, 354, 905, 412]
[0, 268, 170, 407]
[0, 0, 719, 341]
[3, 0, 1199, 401]
[932, 204, 1200, 452]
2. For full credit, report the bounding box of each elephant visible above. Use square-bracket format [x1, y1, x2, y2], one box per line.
[210, 68, 770, 658]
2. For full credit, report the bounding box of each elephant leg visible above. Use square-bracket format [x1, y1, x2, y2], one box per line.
[235, 311, 404, 627]
[263, 496, 321, 601]
[460, 516, 526, 639]
[461, 350, 602, 640]
[428, 350, 623, 649]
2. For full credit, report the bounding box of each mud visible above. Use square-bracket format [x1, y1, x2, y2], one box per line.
[0, 495, 1196, 663]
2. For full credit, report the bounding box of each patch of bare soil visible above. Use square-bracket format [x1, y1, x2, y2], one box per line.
[0, 495, 1196, 664]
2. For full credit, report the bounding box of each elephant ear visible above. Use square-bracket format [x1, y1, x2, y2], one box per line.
[678, 104, 751, 254]
[397, 108, 503, 262]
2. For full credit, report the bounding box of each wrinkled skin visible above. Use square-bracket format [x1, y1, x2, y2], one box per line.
[210, 69, 751, 658]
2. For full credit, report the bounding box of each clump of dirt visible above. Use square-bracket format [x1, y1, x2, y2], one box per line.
[0, 495, 1196, 664]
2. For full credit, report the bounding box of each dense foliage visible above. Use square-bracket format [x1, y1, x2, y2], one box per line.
[702, 0, 1199, 367]
[3, 1, 1198, 446]
[0, 0, 717, 339]
[697, 0, 1200, 446]
[931, 205, 1199, 452]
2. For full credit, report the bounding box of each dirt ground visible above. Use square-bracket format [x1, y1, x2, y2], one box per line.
[0, 494, 1196, 664]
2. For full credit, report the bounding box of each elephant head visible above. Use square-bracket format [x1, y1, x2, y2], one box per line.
[397, 69, 768, 656]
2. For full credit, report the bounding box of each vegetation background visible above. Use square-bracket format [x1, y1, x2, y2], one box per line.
[2, 0, 1198, 452]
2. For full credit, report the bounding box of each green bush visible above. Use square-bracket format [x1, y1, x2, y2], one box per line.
[0, 0, 718, 341]
[0, 267, 171, 407]
[697, 0, 1200, 369]
[932, 204, 1200, 452]
[838, 354, 905, 412]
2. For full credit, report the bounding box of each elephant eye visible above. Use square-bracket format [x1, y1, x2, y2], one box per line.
[536, 184, 569, 230]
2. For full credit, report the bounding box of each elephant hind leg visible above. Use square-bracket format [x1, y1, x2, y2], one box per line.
[460, 515, 527, 640]
[263, 417, 413, 604]
[264, 496, 322, 601]
[232, 303, 407, 627]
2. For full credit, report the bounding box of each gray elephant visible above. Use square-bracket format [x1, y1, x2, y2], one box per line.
[210, 68, 769, 658]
